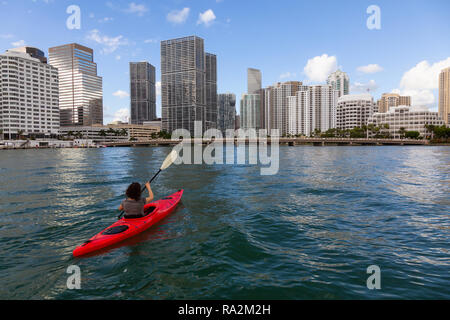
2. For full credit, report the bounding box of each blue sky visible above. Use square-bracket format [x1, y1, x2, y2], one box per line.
[1, 0, 449, 123]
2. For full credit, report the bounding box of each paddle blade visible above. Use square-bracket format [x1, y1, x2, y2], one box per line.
[160, 150, 178, 171]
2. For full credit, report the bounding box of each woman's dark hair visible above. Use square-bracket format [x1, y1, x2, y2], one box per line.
[126, 182, 142, 201]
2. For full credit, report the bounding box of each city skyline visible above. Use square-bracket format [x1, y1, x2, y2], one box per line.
[0, 1, 449, 125]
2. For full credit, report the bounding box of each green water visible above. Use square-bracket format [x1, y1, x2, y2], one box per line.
[0, 146, 449, 299]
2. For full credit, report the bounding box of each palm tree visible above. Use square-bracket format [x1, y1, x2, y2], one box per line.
[399, 127, 406, 139]
[99, 130, 107, 141]
[424, 123, 435, 140]
[17, 130, 25, 140]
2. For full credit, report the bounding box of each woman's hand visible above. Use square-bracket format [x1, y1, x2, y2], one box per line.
[145, 182, 154, 204]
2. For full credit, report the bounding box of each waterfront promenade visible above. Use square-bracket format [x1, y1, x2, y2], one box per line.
[0, 137, 431, 150]
[104, 137, 430, 147]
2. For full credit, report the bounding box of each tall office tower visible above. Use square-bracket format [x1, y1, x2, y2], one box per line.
[309, 85, 338, 132]
[377, 93, 411, 113]
[240, 68, 263, 130]
[336, 94, 376, 130]
[217, 93, 236, 133]
[240, 94, 261, 130]
[48, 43, 103, 127]
[327, 70, 349, 98]
[130, 62, 156, 125]
[439, 67, 450, 124]
[247, 68, 262, 94]
[205, 53, 218, 130]
[263, 81, 304, 135]
[161, 36, 217, 135]
[0, 48, 59, 139]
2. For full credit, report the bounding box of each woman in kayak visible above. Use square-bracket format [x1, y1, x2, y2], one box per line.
[118, 182, 154, 218]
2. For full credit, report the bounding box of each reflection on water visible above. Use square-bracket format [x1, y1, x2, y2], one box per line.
[0, 146, 449, 299]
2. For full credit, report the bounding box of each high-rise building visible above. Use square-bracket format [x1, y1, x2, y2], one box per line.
[0, 48, 59, 139]
[327, 70, 349, 98]
[240, 94, 261, 130]
[247, 68, 262, 94]
[240, 68, 263, 130]
[377, 93, 411, 113]
[310, 85, 338, 132]
[48, 43, 103, 127]
[130, 62, 156, 125]
[287, 85, 338, 136]
[287, 88, 311, 136]
[217, 93, 236, 133]
[439, 67, 450, 125]
[368, 106, 444, 138]
[161, 35, 216, 135]
[205, 53, 218, 131]
[337, 94, 376, 130]
[262, 81, 304, 135]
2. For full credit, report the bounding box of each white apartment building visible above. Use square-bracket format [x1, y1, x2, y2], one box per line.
[287, 85, 338, 136]
[310, 85, 338, 133]
[288, 89, 312, 136]
[0, 48, 59, 139]
[367, 106, 444, 138]
[337, 94, 376, 130]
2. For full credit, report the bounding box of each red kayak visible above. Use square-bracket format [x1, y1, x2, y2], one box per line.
[73, 190, 184, 257]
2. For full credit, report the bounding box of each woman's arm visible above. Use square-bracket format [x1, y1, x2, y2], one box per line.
[145, 182, 154, 203]
[118, 203, 124, 211]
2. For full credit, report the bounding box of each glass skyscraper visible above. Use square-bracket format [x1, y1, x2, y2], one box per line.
[49, 43, 103, 126]
[161, 36, 217, 135]
[217, 93, 236, 133]
[130, 62, 156, 125]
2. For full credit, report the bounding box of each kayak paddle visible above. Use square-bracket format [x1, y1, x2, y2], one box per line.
[118, 149, 178, 219]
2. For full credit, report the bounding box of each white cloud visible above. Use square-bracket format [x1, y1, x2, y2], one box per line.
[167, 8, 190, 24]
[125, 2, 148, 16]
[280, 72, 296, 79]
[156, 81, 161, 96]
[115, 55, 121, 60]
[144, 39, 157, 44]
[357, 64, 383, 74]
[0, 34, 14, 39]
[11, 40, 26, 47]
[86, 29, 129, 54]
[113, 108, 130, 123]
[351, 80, 379, 93]
[197, 9, 216, 26]
[399, 58, 450, 91]
[113, 90, 129, 99]
[392, 57, 450, 107]
[304, 54, 337, 83]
